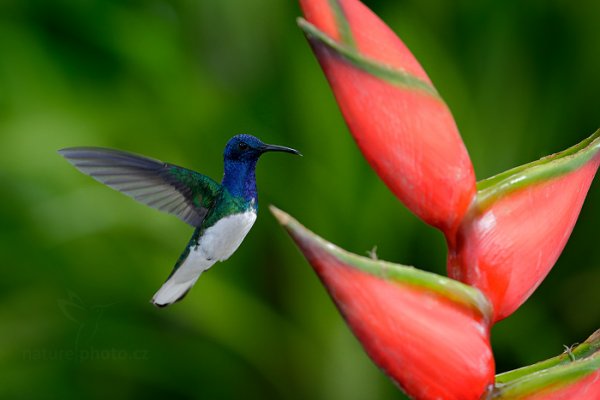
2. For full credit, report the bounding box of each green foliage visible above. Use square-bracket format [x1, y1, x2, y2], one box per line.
[0, 1, 599, 399]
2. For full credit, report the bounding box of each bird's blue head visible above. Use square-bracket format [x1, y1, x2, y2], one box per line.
[222, 134, 301, 203]
[223, 134, 300, 162]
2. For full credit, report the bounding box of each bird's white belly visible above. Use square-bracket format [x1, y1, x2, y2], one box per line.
[198, 211, 257, 262]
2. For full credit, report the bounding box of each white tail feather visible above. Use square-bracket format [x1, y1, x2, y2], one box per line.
[151, 276, 200, 307]
[151, 247, 215, 307]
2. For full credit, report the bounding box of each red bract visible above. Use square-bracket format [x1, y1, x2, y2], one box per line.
[298, 0, 475, 234]
[271, 207, 495, 400]
[449, 132, 600, 321]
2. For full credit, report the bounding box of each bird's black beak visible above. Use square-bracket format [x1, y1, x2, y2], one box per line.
[261, 143, 302, 156]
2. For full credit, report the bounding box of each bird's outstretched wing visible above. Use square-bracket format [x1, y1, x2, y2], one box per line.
[59, 147, 221, 227]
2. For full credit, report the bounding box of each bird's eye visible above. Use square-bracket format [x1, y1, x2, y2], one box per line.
[238, 142, 248, 150]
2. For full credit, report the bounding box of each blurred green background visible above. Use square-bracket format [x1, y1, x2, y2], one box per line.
[1, 0, 599, 399]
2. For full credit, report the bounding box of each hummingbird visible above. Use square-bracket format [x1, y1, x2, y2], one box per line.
[59, 134, 301, 307]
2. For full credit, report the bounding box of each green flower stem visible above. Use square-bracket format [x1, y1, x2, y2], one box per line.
[270, 205, 492, 321]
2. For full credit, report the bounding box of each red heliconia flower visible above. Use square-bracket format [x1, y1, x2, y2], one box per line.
[271, 207, 495, 400]
[299, 0, 600, 323]
[449, 132, 600, 321]
[281, 0, 600, 398]
[298, 0, 476, 235]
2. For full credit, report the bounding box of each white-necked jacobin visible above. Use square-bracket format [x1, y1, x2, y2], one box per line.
[59, 134, 301, 307]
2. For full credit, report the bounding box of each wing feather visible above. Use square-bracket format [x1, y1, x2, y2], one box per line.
[59, 147, 221, 227]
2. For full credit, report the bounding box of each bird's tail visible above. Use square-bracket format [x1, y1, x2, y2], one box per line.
[151, 275, 200, 307]
[152, 232, 214, 308]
